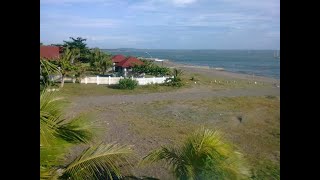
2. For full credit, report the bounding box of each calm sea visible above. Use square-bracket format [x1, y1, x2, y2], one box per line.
[103, 49, 280, 79]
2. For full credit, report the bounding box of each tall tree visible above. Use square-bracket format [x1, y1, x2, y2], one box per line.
[55, 48, 78, 88]
[63, 37, 90, 63]
[89, 48, 112, 75]
[142, 128, 251, 179]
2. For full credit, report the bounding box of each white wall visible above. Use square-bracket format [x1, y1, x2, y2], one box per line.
[80, 76, 172, 85]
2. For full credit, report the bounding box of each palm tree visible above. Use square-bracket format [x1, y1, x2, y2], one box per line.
[89, 48, 112, 75]
[57, 48, 79, 88]
[172, 68, 183, 79]
[165, 68, 184, 87]
[40, 90, 134, 179]
[141, 128, 251, 180]
[40, 58, 60, 89]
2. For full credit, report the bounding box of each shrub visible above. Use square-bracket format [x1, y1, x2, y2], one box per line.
[164, 77, 184, 87]
[118, 78, 138, 90]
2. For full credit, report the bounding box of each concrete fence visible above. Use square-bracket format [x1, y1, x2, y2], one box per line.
[45, 75, 172, 85]
[80, 76, 172, 85]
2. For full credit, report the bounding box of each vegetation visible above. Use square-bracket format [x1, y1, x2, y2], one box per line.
[63, 37, 91, 63]
[141, 128, 251, 179]
[40, 58, 60, 89]
[40, 90, 134, 179]
[89, 48, 112, 75]
[52, 48, 79, 88]
[118, 78, 138, 90]
[133, 60, 170, 77]
[164, 68, 184, 87]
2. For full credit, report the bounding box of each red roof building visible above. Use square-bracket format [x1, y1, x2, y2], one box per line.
[40, 46, 60, 60]
[117, 57, 144, 68]
[112, 54, 127, 63]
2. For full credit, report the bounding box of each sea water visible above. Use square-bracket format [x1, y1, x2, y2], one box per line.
[103, 49, 280, 79]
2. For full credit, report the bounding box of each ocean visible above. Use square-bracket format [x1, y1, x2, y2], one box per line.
[103, 49, 280, 79]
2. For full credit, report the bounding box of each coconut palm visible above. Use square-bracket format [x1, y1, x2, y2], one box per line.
[40, 90, 134, 179]
[56, 48, 79, 88]
[89, 48, 112, 75]
[141, 128, 251, 180]
[40, 58, 60, 89]
[165, 68, 184, 87]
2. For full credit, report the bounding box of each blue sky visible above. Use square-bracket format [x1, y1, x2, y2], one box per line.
[40, 0, 280, 49]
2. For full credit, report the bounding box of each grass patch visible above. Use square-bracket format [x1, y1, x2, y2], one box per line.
[56, 83, 185, 98]
[108, 96, 279, 179]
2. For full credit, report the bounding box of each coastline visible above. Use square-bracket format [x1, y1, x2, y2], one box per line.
[153, 60, 280, 85]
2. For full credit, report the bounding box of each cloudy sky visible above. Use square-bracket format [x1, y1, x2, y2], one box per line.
[40, 0, 280, 49]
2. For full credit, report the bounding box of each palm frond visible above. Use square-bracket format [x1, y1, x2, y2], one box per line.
[63, 143, 134, 180]
[142, 128, 251, 180]
[141, 146, 194, 179]
[55, 115, 96, 144]
[40, 90, 65, 146]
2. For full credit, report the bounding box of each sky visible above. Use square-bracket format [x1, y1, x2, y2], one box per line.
[40, 0, 280, 49]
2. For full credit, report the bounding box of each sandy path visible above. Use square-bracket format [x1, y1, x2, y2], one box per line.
[69, 86, 280, 109]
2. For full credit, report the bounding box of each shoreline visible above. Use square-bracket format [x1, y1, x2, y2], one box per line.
[153, 60, 280, 85]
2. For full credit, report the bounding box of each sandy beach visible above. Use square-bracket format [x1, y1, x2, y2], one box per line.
[154, 60, 280, 85]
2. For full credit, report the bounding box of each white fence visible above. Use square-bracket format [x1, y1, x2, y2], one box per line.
[80, 76, 172, 85]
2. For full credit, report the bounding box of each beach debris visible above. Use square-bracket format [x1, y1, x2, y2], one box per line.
[194, 82, 197, 84]
[214, 80, 217, 83]
[237, 116, 243, 123]
[254, 81, 257, 84]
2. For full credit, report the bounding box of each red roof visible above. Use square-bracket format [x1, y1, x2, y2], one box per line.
[112, 54, 127, 63]
[117, 57, 144, 68]
[40, 46, 60, 60]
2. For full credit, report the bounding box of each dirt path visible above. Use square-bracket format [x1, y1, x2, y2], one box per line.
[69, 86, 280, 109]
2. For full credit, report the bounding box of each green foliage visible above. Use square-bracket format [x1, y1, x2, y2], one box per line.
[40, 90, 134, 179]
[62, 143, 134, 180]
[142, 128, 251, 180]
[40, 59, 60, 88]
[63, 37, 91, 63]
[133, 60, 170, 77]
[118, 78, 138, 90]
[89, 48, 112, 75]
[164, 68, 184, 87]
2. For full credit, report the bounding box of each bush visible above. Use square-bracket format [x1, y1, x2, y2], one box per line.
[118, 78, 138, 90]
[164, 77, 184, 87]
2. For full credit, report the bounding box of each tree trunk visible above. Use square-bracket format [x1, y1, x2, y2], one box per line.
[60, 75, 65, 88]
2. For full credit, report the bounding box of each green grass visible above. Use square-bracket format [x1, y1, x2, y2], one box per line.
[110, 96, 280, 179]
[56, 83, 184, 98]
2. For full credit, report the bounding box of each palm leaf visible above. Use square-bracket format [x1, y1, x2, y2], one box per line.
[40, 90, 65, 146]
[142, 128, 251, 180]
[55, 115, 98, 144]
[62, 143, 134, 180]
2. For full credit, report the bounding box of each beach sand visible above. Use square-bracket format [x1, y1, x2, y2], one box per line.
[154, 60, 280, 86]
